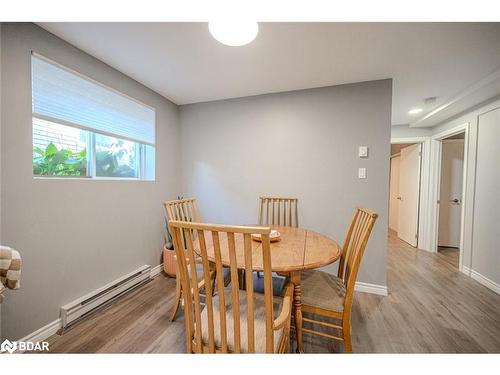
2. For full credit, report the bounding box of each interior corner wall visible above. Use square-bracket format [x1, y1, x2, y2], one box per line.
[0, 23, 181, 340]
[179, 79, 392, 288]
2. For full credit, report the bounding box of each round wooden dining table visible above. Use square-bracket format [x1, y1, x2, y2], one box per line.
[196, 224, 342, 353]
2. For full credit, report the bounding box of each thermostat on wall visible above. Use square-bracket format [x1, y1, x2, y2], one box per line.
[358, 146, 369, 158]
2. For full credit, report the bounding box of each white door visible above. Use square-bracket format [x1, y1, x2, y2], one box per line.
[398, 144, 421, 247]
[438, 140, 464, 248]
[389, 155, 400, 232]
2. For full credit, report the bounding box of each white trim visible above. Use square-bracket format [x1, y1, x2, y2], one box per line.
[390, 135, 433, 251]
[462, 265, 472, 276]
[410, 66, 500, 127]
[429, 123, 469, 272]
[15, 318, 62, 352]
[391, 136, 427, 144]
[441, 139, 465, 144]
[12, 264, 384, 352]
[155, 264, 388, 296]
[465, 268, 500, 295]
[355, 282, 388, 296]
[432, 123, 469, 141]
[33, 176, 154, 182]
[151, 263, 164, 277]
[13, 264, 164, 350]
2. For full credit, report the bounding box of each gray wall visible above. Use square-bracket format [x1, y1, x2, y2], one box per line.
[179, 80, 392, 286]
[0, 23, 181, 340]
[473, 108, 500, 284]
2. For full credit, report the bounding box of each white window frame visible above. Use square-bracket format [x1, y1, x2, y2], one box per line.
[33, 118, 154, 181]
[31, 53, 156, 181]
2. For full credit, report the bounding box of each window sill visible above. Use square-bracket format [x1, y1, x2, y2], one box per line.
[33, 176, 155, 182]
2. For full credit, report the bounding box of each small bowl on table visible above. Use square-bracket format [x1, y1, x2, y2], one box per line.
[251, 229, 281, 243]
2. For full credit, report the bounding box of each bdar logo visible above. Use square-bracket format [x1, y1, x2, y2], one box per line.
[1, 339, 17, 354]
[0, 339, 49, 353]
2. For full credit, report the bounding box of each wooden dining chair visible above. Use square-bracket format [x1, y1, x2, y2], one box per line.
[258, 196, 299, 228]
[256, 196, 298, 281]
[299, 207, 378, 353]
[169, 220, 294, 353]
[164, 197, 201, 225]
[163, 198, 204, 321]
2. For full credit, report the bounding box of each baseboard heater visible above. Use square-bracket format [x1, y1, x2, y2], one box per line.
[59, 265, 152, 332]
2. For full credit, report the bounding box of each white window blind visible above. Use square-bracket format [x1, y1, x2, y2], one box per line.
[31, 54, 156, 146]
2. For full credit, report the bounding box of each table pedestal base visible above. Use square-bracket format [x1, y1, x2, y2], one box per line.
[290, 271, 303, 353]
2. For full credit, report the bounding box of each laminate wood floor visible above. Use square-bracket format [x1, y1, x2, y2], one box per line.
[45, 232, 500, 353]
[438, 246, 459, 268]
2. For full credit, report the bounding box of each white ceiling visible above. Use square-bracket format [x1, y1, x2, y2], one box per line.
[38, 22, 500, 127]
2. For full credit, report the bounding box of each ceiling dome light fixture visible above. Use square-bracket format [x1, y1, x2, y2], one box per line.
[208, 21, 259, 47]
[408, 108, 423, 115]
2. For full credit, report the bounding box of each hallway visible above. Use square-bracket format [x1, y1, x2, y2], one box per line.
[303, 232, 500, 352]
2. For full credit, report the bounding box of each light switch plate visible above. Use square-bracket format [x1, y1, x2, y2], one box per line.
[358, 167, 367, 179]
[358, 146, 368, 158]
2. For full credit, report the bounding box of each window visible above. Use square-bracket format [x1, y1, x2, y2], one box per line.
[95, 133, 138, 178]
[31, 54, 156, 180]
[33, 118, 88, 176]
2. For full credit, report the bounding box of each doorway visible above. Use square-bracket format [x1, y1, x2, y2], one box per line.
[389, 142, 422, 247]
[436, 132, 465, 268]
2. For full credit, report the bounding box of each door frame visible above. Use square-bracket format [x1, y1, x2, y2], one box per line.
[390, 136, 432, 250]
[428, 123, 470, 271]
[438, 138, 465, 247]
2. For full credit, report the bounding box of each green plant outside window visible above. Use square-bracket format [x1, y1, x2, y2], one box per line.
[33, 143, 87, 177]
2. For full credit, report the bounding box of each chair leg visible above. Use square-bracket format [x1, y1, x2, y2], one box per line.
[223, 267, 232, 287]
[211, 270, 217, 296]
[169, 276, 182, 322]
[286, 320, 291, 353]
[256, 271, 262, 278]
[342, 318, 352, 353]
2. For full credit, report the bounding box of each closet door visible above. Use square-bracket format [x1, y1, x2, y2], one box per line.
[389, 155, 400, 233]
[398, 144, 421, 247]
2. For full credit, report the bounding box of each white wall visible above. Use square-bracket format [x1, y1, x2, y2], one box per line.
[180, 80, 392, 287]
[390, 97, 500, 293]
[470, 108, 500, 286]
[391, 124, 433, 138]
[389, 156, 400, 232]
[0, 23, 181, 340]
[429, 98, 500, 292]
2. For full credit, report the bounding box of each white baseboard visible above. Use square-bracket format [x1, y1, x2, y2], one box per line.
[467, 268, 500, 294]
[355, 281, 388, 296]
[14, 318, 62, 352]
[151, 263, 163, 277]
[461, 265, 471, 276]
[13, 263, 165, 351]
[12, 264, 386, 351]
[462, 265, 499, 294]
